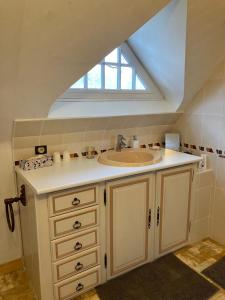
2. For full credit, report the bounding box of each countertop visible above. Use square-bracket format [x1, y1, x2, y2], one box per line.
[15, 149, 201, 195]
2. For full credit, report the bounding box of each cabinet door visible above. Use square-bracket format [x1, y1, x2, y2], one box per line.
[155, 165, 193, 257]
[106, 174, 154, 279]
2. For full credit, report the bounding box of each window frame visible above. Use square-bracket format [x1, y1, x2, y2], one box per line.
[59, 42, 163, 101]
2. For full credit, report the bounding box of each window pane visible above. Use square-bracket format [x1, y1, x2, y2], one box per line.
[105, 49, 118, 63]
[121, 67, 132, 90]
[87, 65, 101, 89]
[105, 65, 117, 89]
[70, 77, 84, 89]
[121, 54, 128, 65]
[136, 76, 146, 90]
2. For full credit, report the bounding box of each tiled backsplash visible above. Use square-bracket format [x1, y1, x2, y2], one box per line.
[190, 169, 214, 243]
[13, 125, 170, 161]
[174, 59, 225, 245]
[13, 114, 180, 161]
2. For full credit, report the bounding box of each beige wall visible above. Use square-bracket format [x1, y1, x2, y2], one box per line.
[183, 0, 225, 105]
[13, 116, 177, 161]
[1, 0, 225, 265]
[129, 0, 187, 107]
[0, 141, 22, 264]
[0, 0, 169, 264]
[190, 170, 214, 243]
[175, 60, 225, 244]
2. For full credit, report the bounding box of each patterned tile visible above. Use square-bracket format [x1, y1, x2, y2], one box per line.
[0, 270, 35, 300]
[1, 238, 225, 300]
[175, 238, 225, 300]
[175, 238, 225, 272]
[211, 290, 225, 300]
[76, 289, 100, 300]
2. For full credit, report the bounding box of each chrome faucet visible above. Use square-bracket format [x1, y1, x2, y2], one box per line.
[116, 134, 127, 151]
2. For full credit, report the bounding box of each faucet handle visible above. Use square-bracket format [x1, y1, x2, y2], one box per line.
[116, 134, 127, 151]
[118, 134, 126, 142]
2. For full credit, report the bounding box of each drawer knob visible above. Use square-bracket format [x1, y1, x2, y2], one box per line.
[73, 221, 82, 230]
[75, 262, 84, 271]
[74, 242, 82, 251]
[72, 197, 80, 206]
[76, 282, 84, 292]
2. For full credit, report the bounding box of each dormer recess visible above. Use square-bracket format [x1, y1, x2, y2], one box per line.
[49, 0, 186, 118]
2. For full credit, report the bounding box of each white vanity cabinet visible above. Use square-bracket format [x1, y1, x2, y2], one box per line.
[18, 182, 105, 300]
[106, 174, 155, 279]
[154, 165, 194, 257]
[105, 164, 195, 279]
[17, 162, 197, 300]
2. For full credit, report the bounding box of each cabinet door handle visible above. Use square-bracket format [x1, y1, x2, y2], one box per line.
[73, 221, 82, 230]
[75, 262, 84, 271]
[74, 242, 82, 251]
[157, 206, 160, 226]
[148, 209, 151, 229]
[72, 197, 80, 206]
[76, 282, 84, 292]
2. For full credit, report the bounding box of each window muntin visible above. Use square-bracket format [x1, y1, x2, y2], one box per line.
[70, 45, 148, 92]
[62, 43, 163, 101]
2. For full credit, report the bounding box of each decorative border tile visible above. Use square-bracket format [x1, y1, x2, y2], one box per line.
[182, 143, 225, 157]
[14, 142, 164, 166]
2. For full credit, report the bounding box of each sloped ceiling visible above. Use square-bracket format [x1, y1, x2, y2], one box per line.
[128, 0, 225, 111]
[0, 0, 170, 132]
[0, 0, 224, 126]
[129, 0, 187, 109]
[182, 0, 225, 107]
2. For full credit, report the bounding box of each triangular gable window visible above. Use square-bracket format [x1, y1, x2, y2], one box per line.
[71, 44, 146, 91]
[62, 42, 162, 100]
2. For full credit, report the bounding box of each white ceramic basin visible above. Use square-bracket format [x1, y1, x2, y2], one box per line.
[98, 148, 162, 167]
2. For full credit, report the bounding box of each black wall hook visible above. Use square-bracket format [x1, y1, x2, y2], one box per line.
[4, 185, 26, 232]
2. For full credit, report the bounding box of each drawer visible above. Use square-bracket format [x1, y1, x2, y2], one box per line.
[52, 246, 100, 282]
[49, 206, 99, 239]
[54, 266, 100, 300]
[48, 185, 98, 216]
[51, 228, 99, 261]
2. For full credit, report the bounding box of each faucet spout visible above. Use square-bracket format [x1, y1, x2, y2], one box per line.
[116, 134, 126, 151]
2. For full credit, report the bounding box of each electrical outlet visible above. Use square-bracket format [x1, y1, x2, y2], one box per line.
[35, 145, 47, 155]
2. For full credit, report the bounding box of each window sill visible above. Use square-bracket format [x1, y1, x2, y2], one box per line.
[59, 89, 163, 101]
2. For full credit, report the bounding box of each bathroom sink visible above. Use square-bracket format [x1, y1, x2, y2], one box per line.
[98, 148, 162, 167]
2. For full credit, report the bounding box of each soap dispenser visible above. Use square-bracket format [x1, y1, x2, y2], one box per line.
[130, 135, 139, 149]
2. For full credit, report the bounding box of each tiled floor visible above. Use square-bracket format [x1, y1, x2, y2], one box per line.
[175, 238, 225, 300]
[0, 269, 34, 300]
[1, 238, 225, 300]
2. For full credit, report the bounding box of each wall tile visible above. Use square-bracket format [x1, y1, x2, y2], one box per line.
[174, 59, 225, 245]
[88, 118, 111, 131]
[63, 132, 84, 144]
[39, 134, 64, 147]
[211, 218, 225, 245]
[198, 170, 215, 188]
[202, 79, 225, 115]
[13, 136, 39, 149]
[14, 120, 43, 137]
[212, 188, 225, 221]
[217, 116, 225, 149]
[195, 187, 212, 219]
[202, 115, 223, 149]
[41, 119, 66, 135]
[14, 148, 34, 161]
[12, 121, 171, 160]
[185, 114, 203, 145]
[215, 157, 225, 188]
[63, 118, 92, 133]
[190, 217, 210, 243]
